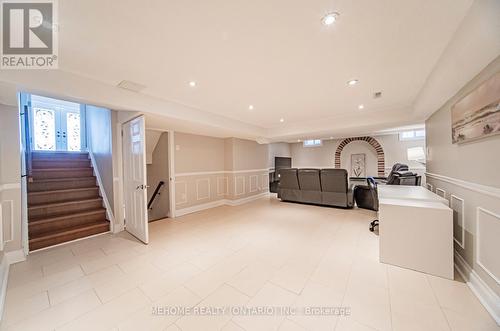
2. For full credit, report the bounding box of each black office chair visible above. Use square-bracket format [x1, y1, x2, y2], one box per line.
[354, 177, 379, 231]
[385, 163, 409, 185]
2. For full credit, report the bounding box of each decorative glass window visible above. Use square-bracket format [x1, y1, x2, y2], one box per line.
[66, 112, 81, 151]
[303, 139, 322, 147]
[33, 108, 56, 150]
[399, 130, 425, 141]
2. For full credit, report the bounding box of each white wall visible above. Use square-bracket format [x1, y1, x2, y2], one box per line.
[426, 56, 500, 316]
[289, 134, 426, 177]
[0, 104, 22, 254]
[147, 132, 169, 221]
[268, 143, 291, 169]
[86, 106, 114, 212]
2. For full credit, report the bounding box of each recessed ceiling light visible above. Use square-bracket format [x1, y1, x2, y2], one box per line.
[280, 118, 284, 123]
[358, 104, 365, 110]
[347, 79, 358, 86]
[330, 136, 333, 139]
[322, 12, 339, 26]
[188, 81, 197, 87]
[248, 105, 254, 110]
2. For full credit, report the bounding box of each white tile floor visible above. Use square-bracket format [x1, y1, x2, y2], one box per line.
[2, 197, 498, 331]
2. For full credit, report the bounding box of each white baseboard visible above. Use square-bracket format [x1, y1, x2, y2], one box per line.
[112, 223, 124, 234]
[5, 249, 26, 265]
[0, 249, 26, 321]
[175, 192, 270, 217]
[0, 255, 10, 321]
[225, 192, 270, 206]
[175, 200, 227, 217]
[454, 250, 500, 325]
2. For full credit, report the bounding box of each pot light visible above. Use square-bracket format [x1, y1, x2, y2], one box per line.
[347, 79, 358, 86]
[322, 12, 339, 26]
[280, 118, 284, 123]
[248, 105, 254, 110]
[358, 104, 365, 110]
[188, 81, 197, 87]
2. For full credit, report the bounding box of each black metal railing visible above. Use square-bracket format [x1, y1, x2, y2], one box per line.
[148, 181, 165, 210]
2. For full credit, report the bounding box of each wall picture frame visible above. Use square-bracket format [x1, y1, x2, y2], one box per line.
[351, 153, 366, 177]
[451, 72, 500, 144]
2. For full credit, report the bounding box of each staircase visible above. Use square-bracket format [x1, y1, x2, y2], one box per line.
[28, 151, 110, 251]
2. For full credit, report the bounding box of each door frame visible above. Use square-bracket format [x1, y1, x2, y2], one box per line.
[142, 128, 175, 219]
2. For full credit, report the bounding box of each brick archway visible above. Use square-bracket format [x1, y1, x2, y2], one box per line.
[334, 136, 385, 176]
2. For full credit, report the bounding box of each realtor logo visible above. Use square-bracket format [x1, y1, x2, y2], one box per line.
[1, 0, 58, 69]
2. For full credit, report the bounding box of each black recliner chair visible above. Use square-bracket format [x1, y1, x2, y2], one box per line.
[354, 177, 379, 231]
[385, 163, 421, 186]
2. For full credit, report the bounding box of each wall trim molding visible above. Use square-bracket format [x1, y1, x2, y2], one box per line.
[175, 168, 269, 177]
[425, 172, 500, 200]
[87, 150, 116, 229]
[195, 178, 210, 201]
[0, 248, 27, 321]
[450, 194, 465, 249]
[226, 192, 270, 206]
[435, 188, 446, 199]
[454, 250, 500, 325]
[0, 255, 9, 322]
[476, 207, 500, 285]
[175, 192, 270, 217]
[0, 183, 21, 192]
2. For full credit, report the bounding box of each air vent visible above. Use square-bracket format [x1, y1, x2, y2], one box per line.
[373, 91, 382, 99]
[117, 80, 146, 93]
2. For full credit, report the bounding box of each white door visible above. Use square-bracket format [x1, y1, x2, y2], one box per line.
[123, 116, 149, 243]
[30, 95, 85, 152]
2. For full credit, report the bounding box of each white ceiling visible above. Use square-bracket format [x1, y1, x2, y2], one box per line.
[1, 0, 499, 142]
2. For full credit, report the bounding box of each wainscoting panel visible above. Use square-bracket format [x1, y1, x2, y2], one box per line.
[476, 207, 500, 284]
[450, 195, 465, 249]
[249, 175, 258, 193]
[235, 176, 245, 196]
[436, 188, 446, 199]
[175, 170, 269, 212]
[175, 181, 188, 205]
[216, 176, 228, 197]
[426, 172, 500, 322]
[196, 178, 210, 201]
[261, 174, 268, 191]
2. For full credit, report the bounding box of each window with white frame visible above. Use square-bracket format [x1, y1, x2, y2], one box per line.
[303, 139, 322, 147]
[399, 129, 425, 141]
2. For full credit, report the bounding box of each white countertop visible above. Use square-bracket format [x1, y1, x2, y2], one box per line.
[378, 185, 448, 205]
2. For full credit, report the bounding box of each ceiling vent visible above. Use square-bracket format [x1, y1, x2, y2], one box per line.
[117, 80, 146, 93]
[373, 91, 382, 99]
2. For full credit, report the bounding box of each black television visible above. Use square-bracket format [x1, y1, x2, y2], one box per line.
[275, 157, 292, 170]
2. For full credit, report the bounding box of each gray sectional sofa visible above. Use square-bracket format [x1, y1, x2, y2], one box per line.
[278, 168, 354, 208]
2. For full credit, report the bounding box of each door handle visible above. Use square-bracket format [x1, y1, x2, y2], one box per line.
[136, 185, 150, 190]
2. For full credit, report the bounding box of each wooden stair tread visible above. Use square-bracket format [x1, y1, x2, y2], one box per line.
[29, 176, 96, 183]
[28, 197, 102, 209]
[28, 187, 99, 196]
[29, 221, 110, 243]
[32, 168, 92, 171]
[33, 157, 90, 162]
[29, 209, 106, 225]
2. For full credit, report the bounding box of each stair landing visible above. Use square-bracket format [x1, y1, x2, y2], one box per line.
[28, 151, 110, 251]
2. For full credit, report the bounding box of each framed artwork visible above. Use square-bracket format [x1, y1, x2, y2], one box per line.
[452, 72, 500, 144]
[351, 153, 366, 177]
